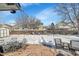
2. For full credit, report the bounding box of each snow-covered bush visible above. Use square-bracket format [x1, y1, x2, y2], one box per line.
[8, 38, 27, 51]
[20, 38, 27, 47]
[1, 37, 24, 52]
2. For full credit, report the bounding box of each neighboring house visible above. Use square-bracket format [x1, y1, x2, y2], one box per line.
[55, 21, 77, 31]
[0, 24, 13, 31]
[0, 28, 9, 37]
[37, 25, 46, 30]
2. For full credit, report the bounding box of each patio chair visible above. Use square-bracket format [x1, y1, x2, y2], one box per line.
[54, 38, 63, 48]
[69, 40, 79, 50]
[69, 40, 79, 55]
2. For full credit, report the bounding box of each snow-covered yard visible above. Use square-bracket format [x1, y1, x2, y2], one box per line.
[0, 34, 79, 56]
[0, 34, 79, 45]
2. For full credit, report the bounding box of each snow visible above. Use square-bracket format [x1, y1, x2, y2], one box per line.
[0, 34, 79, 46]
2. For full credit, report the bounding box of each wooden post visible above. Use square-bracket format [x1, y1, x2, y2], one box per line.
[77, 17, 79, 34]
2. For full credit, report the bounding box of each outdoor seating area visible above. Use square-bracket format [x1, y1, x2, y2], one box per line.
[54, 38, 79, 56]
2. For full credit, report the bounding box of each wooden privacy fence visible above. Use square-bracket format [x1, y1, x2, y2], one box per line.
[10, 29, 78, 35]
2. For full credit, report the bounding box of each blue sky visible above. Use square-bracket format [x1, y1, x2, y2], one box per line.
[0, 3, 61, 26]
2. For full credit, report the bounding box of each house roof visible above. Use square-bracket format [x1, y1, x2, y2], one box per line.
[0, 24, 13, 29]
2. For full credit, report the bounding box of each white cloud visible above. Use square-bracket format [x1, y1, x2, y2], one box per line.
[35, 7, 55, 25]
[7, 20, 16, 26]
[36, 7, 54, 19]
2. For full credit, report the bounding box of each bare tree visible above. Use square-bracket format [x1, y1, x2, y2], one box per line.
[15, 14, 43, 29]
[55, 3, 79, 34]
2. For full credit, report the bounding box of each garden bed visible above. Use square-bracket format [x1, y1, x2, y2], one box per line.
[3, 44, 57, 56]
